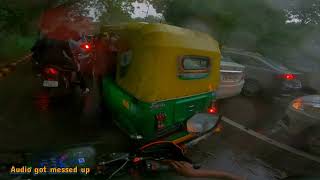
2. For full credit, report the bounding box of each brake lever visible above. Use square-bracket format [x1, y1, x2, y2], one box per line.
[98, 153, 129, 166]
[107, 159, 130, 180]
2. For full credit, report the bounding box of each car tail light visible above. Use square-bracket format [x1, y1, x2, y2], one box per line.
[155, 113, 166, 130]
[278, 73, 296, 80]
[208, 101, 218, 114]
[44, 67, 58, 76]
[291, 98, 304, 110]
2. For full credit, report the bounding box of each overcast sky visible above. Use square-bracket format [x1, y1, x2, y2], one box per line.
[131, 1, 162, 18]
[88, 1, 305, 24]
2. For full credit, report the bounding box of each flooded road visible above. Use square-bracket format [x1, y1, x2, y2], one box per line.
[0, 62, 129, 152]
[1, 62, 320, 179]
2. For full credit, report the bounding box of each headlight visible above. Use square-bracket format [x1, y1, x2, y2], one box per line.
[289, 95, 320, 121]
[292, 98, 304, 110]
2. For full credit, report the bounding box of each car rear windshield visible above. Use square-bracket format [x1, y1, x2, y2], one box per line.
[266, 58, 289, 71]
[221, 56, 234, 62]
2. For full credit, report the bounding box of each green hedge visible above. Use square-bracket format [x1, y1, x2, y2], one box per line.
[0, 34, 36, 63]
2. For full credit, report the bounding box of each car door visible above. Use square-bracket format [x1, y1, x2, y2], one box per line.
[227, 53, 275, 89]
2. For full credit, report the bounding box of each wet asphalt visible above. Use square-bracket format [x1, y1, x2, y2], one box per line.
[0, 62, 320, 180]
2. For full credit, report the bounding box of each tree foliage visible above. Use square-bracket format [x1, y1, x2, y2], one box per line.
[285, 0, 320, 25]
[150, 0, 320, 60]
[1, 0, 319, 61]
[98, 0, 135, 24]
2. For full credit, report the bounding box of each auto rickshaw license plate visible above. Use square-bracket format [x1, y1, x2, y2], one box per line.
[43, 80, 59, 87]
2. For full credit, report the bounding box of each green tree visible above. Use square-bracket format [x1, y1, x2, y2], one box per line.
[98, 0, 135, 24]
[134, 15, 164, 23]
[150, 0, 319, 60]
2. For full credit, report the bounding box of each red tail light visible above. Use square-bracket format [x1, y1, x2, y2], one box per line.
[80, 43, 91, 50]
[133, 157, 142, 163]
[208, 102, 218, 114]
[155, 113, 166, 130]
[278, 73, 296, 80]
[44, 67, 58, 75]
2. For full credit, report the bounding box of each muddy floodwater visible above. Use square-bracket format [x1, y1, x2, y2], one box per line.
[1, 64, 320, 180]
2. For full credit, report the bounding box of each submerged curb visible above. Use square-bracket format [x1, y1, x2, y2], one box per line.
[0, 53, 32, 80]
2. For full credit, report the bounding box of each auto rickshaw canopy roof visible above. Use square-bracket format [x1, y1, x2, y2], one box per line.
[100, 22, 221, 103]
[101, 22, 218, 51]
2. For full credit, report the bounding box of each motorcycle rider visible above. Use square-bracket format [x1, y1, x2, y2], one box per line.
[31, 30, 89, 95]
[67, 32, 91, 94]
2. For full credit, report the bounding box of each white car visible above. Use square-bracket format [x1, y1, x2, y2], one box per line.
[216, 57, 245, 99]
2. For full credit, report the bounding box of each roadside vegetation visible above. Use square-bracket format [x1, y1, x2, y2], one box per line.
[0, 0, 319, 66]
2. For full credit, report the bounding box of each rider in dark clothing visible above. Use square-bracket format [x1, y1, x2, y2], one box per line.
[31, 34, 88, 93]
[32, 35, 75, 68]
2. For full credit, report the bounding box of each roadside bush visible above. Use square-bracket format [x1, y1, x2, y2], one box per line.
[0, 34, 35, 63]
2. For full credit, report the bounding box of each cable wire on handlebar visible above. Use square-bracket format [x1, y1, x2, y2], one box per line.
[99, 154, 129, 166]
[107, 159, 129, 180]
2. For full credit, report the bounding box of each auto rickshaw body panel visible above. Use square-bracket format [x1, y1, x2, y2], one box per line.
[101, 23, 220, 103]
[101, 22, 221, 142]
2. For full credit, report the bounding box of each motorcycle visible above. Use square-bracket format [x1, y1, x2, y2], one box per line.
[32, 40, 95, 97]
[0, 141, 199, 179]
[40, 64, 80, 97]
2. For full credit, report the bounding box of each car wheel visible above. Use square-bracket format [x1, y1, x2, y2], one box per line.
[307, 129, 320, 155]
[241, 79, 261, 97]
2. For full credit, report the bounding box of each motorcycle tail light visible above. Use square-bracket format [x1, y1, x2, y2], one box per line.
[44, 67, 58, 76]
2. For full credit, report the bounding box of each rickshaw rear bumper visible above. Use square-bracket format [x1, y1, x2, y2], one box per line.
[172, 114, 222, 147]
[129, 114, 222, 147]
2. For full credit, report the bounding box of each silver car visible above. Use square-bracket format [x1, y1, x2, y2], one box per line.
[216, 57, 245, 99]
[280, 95, 320, 154]
[222, 48, 302, 97]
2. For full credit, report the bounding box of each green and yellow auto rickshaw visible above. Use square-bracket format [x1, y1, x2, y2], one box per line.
[100, 22, 221, 146]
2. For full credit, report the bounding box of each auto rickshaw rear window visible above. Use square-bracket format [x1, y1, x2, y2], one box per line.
[178, 56, 211, 80]
[182, 56, 210, 70]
